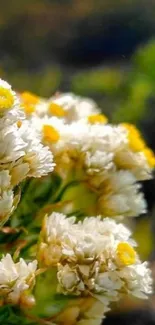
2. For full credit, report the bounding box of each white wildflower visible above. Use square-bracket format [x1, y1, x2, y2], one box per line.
[0, 79, 55, 225]
[0, 123, 27, 163]
[119, 262, 153, 299]
[39, 213, 152, 304]
[0, 79, 23, 125]
[49, 93, 100, 122]
[0, 254, 37, 305]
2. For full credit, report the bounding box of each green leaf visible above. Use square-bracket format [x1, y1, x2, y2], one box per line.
[0, 305, 36, 325]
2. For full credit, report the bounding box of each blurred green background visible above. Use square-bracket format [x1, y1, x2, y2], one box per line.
[1, 1, 155, 323]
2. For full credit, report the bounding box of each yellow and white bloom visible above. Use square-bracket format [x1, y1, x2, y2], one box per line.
[115, 123, 155, 180]
[32, 115, 149, 218]
[0, 79, 24, 126]
[48, 93, 100, 122]
[0, 87, 153, 323]
[0, 79, 55, 225]
[39, 212, 152, 305]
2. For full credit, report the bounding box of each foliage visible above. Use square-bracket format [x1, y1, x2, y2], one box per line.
[0, 67, 62, 97]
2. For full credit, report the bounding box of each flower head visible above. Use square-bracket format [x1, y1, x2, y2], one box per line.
[0, 254, 37, 305]
[0, 79, 16, 112]
[39, 213, 152, 303]
[0, 79, 55, 225]
[49, 93, 100, 122]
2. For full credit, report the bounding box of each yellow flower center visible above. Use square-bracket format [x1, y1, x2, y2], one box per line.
[20, 91, 39, 105]
[49, 102, 66, 117]
[143, 148, 155, 168]
[0, 87, 14, 110]
[88, 114, 108, 124]
[121, 123, 145, 152]
[117, 242, 136, 266]
[43, 124, 60, 143]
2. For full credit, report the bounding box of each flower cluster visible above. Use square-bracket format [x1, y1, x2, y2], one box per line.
[0, 79, 54, 225]
[39, 212, 152, 305]
[0, 254, 37, 306]
[0, 82, 153, 324]
[19, 92, 155, 218]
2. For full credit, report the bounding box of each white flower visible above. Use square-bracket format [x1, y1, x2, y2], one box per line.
[39, 212, 77, 265]
[119, 262, 153, 299]
[45, 212, 76, 242]
[85, 150, 114, 185]
[17, 119, 55, 178]
[81, 217, 133, 243]
[0, 79, 55, 226]
[36, 116, 147, 218]
[57, 264, 84, 294]
[0, 254, 37, 304]
[22, 92, 154, 184]
[32, 115, 151, 213]
[16, 258, 37, 279]
[24, 143, 55, 178]
[32, 115, 148, 218]
[94, 271, 123, 302]
[49, 93, 100, 122]
[0, 124, 27, 163]
[115, 150, 152, 181]
[0, 81, 54, 178]
[0, 79, 22, 125]
[32, 116, 71, 156]
[39, 213, 152, 303]
[98, 170, 147, 217]
[98, 190, 146, 217]
[35, 98, 49, 117]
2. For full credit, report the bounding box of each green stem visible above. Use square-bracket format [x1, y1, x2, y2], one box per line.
[24, 311, 54, 325]
[53, 180, 80, 203]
